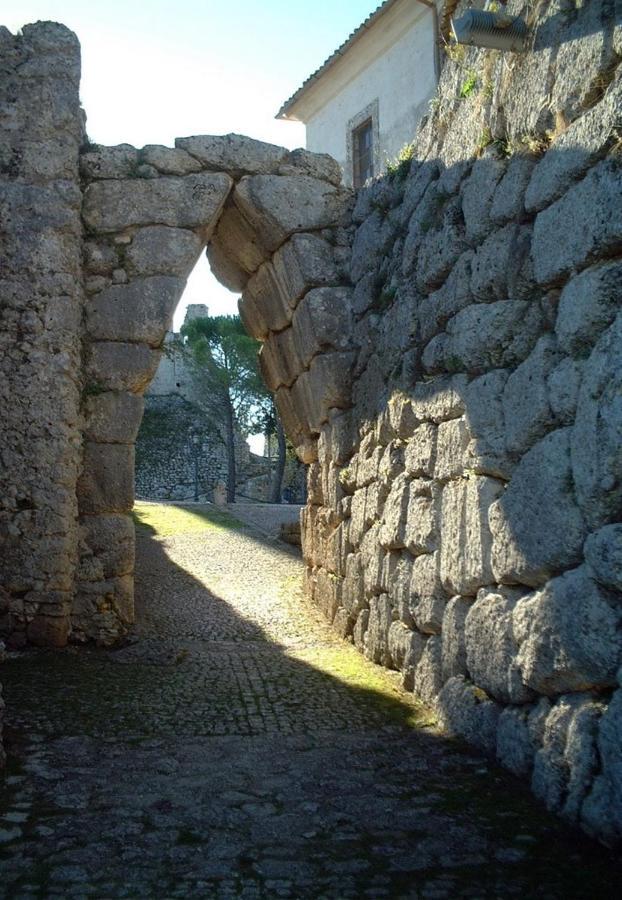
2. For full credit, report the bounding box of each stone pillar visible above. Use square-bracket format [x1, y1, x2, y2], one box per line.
[0, 23, 84, 648]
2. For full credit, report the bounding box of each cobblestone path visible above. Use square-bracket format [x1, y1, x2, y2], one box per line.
[1, 502, 620, 898]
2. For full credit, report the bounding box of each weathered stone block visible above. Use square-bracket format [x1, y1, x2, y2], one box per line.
[556, 261, 622, 357]
[581, 688, 622, 843]
[490, 153, 536, 225]
[415, 198, 469, 293]
[440, 476, 503, 596]
[292, 287, 353, 369]
[547, 358, 583, 425]
[87, 342, 161, 393]
[434, 417, 470, 481]
[496, 698, 550, 777]
[125, 226, 201, 278]
[410, 375, 467, 424]
[378, 473, 410, 550]
[436, 676, 501, 754]
[413, 635, 443, 706]
[514, 566, 622, 696]
[571, 311, 622, 530]
[422, 300, 543, 376]
[465, 587, 533, 705]
[80, 144, 138, 180]
[82, 172, 232, 233]
[80, 514, 135, 579]
[77, 443, 135, 515]
[526, 73, 622, 213]
[140, 145, 203, 176]
[533, 160, 622, 286]
[404, 485, 436, 557]
[365, 593, 393, 666]
[272, 233, 341, 309]
[234, 174, 350, 253]
[490, 429, 586, 587]
[86, 276, 185, 347]
[417, 250, 473, 345]
[278, 148, 342, 186]
[461, 154, 506, 245]
[584, 524, 622, 593]
[175, 133, 288, 176]
[350, 210, 395, 283]
[502, 335, 561, 457]
[463, 369, 512, 479]
[245, 261, 292, 333]
[84, 392, 144, 444]
[470, 224, 533, 301]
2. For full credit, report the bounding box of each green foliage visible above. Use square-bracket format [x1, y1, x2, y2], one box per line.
[459, 69, 479, 99]
[386, 141, 416, 180]
[181, 314, 267, 433]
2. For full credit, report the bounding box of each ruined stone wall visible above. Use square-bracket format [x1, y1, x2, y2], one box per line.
[300, 0, 622, 845]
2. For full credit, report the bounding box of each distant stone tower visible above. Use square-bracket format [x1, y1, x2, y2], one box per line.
[146, 305, 209, 400]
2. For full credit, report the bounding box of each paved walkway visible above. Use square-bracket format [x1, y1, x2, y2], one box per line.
[0, 501, 619, 898]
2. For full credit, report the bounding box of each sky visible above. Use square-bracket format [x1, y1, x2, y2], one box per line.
[5, 0, 381, 329]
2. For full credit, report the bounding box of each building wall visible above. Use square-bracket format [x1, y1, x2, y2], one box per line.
[303, 1, 439, 183]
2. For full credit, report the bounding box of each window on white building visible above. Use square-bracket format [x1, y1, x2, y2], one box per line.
[352, 118, 374, 188]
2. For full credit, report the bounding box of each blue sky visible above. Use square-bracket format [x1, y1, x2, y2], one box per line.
[5, 1, 379, 325]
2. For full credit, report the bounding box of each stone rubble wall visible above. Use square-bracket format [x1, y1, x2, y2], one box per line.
[301, 0, 622, 845]
[135, 394, 270, 502]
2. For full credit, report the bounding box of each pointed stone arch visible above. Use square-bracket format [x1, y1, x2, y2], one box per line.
[74, 134, 356, 644]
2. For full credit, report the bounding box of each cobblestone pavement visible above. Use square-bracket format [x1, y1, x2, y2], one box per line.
[0, 502, 620, 898]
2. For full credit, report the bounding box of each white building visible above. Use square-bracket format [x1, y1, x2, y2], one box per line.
[277, 0, 443, 188]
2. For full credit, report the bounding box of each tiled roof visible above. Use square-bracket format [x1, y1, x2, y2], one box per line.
[276, 0, 401, 119]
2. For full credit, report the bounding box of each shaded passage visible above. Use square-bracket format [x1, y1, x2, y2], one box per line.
[0, 503, 619, 898]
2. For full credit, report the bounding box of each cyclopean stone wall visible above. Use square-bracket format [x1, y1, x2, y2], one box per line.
[292, 0, 622, 846]
[1, 0, 622, 844]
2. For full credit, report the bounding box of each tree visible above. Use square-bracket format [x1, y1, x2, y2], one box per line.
[182, 314, 265, 503]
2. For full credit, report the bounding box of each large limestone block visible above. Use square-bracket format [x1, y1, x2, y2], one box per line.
[514, 566, 622, 696]
[404, 424, 436, 477]
[436, 676, 501, 754]
[365, 594, 394, 666]
[77, 443, 135, 515]
[207, 203, 271, 286]
[361, 523, 384, 596]
[532, 160, 622, 286]
[175, 133, 287, 176]
[526, 73, 622, 213]
[272, 233, 341, 309]
[584, 524, 622, 594]
[490, 429, 586, 587]
[581, 689, 622, 844]
[461, 154, 506, 245]
[293, 351, 356, 433]
[125, 226, 202, 277]
[463, 369, 512, 479]
[422, 300, 543, 376]
[274, 387, 316, 463]
[490, 153, 536, 226]
[140, 145, 203, 175]
[86, 276, 185, 347]
[417, 251, 473, 345]
[465, 587, 534, 705]
[234, 174, 350, 253]
[532, 694, 602, 824]
[87, 342, 161, 393]
[350, 210, 396, 284]
[547, 357, 583, 426]
[556, 261, 622, 356]
[470, 224, 533, 301]
[238, 293, 269, 341]
[404, 482, 436, 557]
[84, 392, 144, 444]
[378, 473, 410, 550]
[410, 375, 467, 424]
[550, 1, 620, 123]
[258, 328, 302, 391]
[413, 635, 444, 706]
[434, 417, 470, 481]
[415, 198, 469, 293]
[244, 262, 292, 333]
[292, 287, 353, 370]
[388, 622, 427, 690]
[502, 335, 561, 457]
[440, 476, 503, 597]
[278, 148, 342, 186]
[571, 311, 622, 530]
[82, 172, 232, 233]
[496, 698, 550, 778]
[79, 514, 135, 579]
[80, 144, 138, 180]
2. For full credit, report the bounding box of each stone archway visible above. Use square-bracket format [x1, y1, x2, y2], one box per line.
[73, 134, 357, 645]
